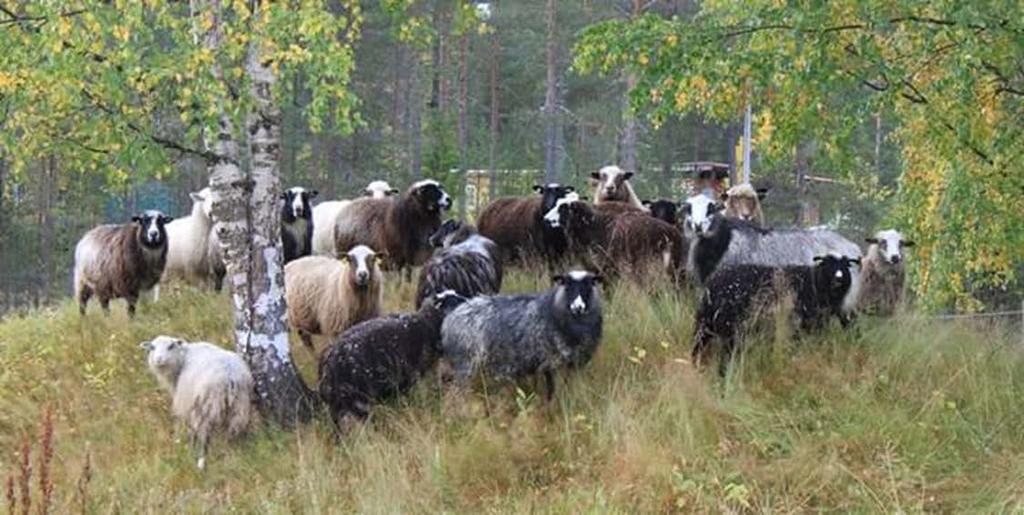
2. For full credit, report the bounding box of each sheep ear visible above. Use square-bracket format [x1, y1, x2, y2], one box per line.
[309, 190, 319, 199]
[279, 192, 288, 200]
[389, 188, 399, 194]
[756, 187, 770, 201]
[131, 216, 142, 224]
[623, 171, 634, 180]
[139, 341, 152, 351]
[189, 192, 205, 202]
[719, 192, 729, 201]
[812, 255, 825, 262]
[592, 274, 604, 284]
[578, 195, 590, 201]
[551, 274, 565, 285]
[902, 240, 916, 248]
[532, 184, 544, 193]
[589, 172, 601, 180]
[160, 215, 174, 224]
[564, 186, 575, 193]
[849, 257, 862, 265]
[642, 200, 651, 206]
[864, 237, 878, 244]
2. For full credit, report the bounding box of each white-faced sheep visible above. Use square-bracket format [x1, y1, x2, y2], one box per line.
[590, 165, 646, 211]
[281, 186, 317, 264]
[364, 180, 400, 198]
[318, 290, 469, 427]
[683, 195, 862, 297]
[721, 183, 770, 226]
[161, 188, 216, 290]
[441, 271, 604, 401]
[415, 220, 502, 308]
[692, 255, 861, 376]
[74, 210, 172, 317]
[477, 183, 576, 265]
[860, 229, 915, 315]
[332, 180, 452, 271]
[140, 335, 253, 469]
[545, 196, 685, 284]
[284, 245, 383, 350]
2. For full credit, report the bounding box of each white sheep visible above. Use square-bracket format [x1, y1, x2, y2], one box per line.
[140, 335, 254, 470]
[363, 180, 399, 199]
[311, 200, 350, 256]
[284, 245, 384, 350]
[160, 188, 217, 294]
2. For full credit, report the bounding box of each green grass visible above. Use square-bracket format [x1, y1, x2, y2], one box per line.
[2, 271, 1023, 512]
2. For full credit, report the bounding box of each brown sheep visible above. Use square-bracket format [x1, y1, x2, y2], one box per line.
[721, 183, 769, 226]
[590, 165, 646, 211]
[284, 245, 383, 350]
[331, 180, 452, 271]
[859, 229, 914, 316]
[476, 183, 575, 265]
[74, 210, 172, 317]
[544, 196, 684, 283]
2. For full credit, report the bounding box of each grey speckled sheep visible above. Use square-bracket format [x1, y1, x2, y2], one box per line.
[441, 270, 604, 400]
[141, 335, 254, 470]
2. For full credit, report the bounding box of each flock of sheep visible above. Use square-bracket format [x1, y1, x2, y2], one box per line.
[72, 165, 915, 468]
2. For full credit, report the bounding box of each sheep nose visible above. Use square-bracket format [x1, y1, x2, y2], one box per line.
[890, 255, 901, 264]
[356, 271, 369, 284]
[294, 206, 304, 217]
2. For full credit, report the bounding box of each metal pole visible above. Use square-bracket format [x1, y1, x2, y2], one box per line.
[742, 103, 752, 183]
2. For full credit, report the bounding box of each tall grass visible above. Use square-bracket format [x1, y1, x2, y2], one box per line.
[1, 270, 1022, 512]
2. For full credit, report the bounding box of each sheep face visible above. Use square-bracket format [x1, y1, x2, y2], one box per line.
[141, 335, 187, 374]
[364, 180, 399, 198]
[189, 187, 215, 219]
[866, 229, 914, 265]
[682, 195, 723, 238]
[345, 245, 379, 289]
[552, 270, 603, 317]
[281, 187, 317, 222]
[643, 199, 680, 225]
[812, 254, 861, 302]
[532, 183, 576, 214]
[410, 180, 452, 213]
[132, 210, 172, 249]
[543, 193, 582, 228]
[721, 184, 768, 223]
[431, 289, 469, 314]
[590, 165, 633, 201]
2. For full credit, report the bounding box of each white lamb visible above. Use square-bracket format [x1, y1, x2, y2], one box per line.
[160, 188, 217, 295]
[141, 335, 254, 470]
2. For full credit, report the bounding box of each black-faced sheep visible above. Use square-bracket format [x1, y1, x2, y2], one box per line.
[281, 186, 317, 264]
[683, 194, 862, 296]
[545, 196, 684, 283]
[441, 271, 604, 401]
[859, 229, 915, 316]
[284, 245, 383, 350]
[74, 210, 172, 317]
[140, 335, 253, 469]
[590, 165, 646, 211]
[318, 290, 469, 427]
[721, 183, 769, 226]
[415, 220, 502, 308]
[332, 180, 452, 270]
[364, 180, 399, 198]
[692, 254, 861, 376]
[161, 188, 216, 292]
[643, 199, 680, 226]
[476, 183, 575, 265]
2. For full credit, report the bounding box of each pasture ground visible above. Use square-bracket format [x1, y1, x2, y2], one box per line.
[1, 270, 1023, 512]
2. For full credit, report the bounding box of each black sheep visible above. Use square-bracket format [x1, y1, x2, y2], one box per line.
[415, 220, 503, 308]
[318, 291, 468, 426]
[280, 186, 317, 264]
[642, 199, 680, 226]
[692, 254, 861, 376]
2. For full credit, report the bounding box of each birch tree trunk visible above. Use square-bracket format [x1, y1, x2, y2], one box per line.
[618, 0, 643, 174]
[204, 0, 315, 427]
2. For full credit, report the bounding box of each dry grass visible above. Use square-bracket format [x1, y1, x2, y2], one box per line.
[1, 269, 1023, 512]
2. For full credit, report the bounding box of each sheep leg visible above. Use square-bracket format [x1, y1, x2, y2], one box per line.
[126, 295, 138, 318]
[719, 335, 737, 378]
[691, 324, 712, 369]
[543, 370, 556, 402]
[78, 286, 93, 316]
[152, 284, 161, 302]
[99, 297, 111, 316]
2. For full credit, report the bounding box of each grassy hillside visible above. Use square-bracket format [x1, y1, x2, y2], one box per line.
[1, 271, 1023, 512]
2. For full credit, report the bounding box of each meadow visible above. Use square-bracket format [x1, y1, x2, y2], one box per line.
[1, 270, 1023, 513]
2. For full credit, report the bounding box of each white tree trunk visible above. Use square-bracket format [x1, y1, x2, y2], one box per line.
[204, 0, 314, 427]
